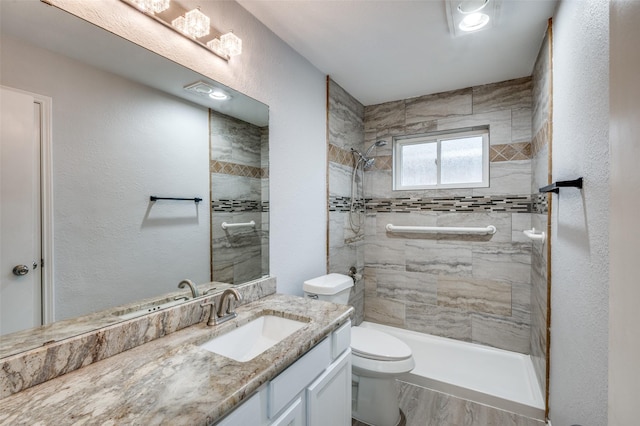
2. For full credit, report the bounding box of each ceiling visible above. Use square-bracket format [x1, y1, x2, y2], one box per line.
[1, 0, 268, 126]
[237, 0, 558, 106]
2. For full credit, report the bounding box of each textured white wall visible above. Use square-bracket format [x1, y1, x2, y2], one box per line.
[50, 0, 328, 296]
[550, 0, 609, 424]
[609, 1, 640, 424]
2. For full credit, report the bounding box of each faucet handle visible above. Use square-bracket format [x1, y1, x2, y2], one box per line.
[200, 301, 217, 326]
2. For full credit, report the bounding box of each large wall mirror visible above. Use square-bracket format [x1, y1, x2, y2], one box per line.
[0, 1, 269, 356]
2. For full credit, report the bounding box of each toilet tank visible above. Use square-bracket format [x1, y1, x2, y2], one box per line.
[303, 273, 354, 305]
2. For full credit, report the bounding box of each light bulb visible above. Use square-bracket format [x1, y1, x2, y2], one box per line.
[459, 12, 490, 32]
[184, 8, 210, 38]
[220, 31, 242, 56]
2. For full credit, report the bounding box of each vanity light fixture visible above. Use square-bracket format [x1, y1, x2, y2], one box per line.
[446, 0, 501, 37]
[131, 0, 170, 13]
[120, 0, 242, 61]
[207, 31, 243, 57]
[172, 7, 210, 39]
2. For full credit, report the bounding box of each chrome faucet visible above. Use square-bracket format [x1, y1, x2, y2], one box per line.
[200, 288, 242, 326]
[178, 279, 200, 298]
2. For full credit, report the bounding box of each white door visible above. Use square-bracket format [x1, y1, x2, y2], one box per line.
[0, 87, 42, 335]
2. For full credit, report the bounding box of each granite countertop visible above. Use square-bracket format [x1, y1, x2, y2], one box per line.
[0, 294, 353, 425]
[0, 281, 230, 359]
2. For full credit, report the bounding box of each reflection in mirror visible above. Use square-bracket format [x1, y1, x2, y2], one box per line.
[0, 1, 268, 357]
[210, 112, 269, 283]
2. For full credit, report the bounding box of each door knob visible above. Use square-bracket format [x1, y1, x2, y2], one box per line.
[12, 265, 29, 276]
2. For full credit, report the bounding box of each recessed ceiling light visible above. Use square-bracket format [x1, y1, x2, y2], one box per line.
[209, 90, 230, 100]
[184, 81, 230, 101]
[459, 12, 490, 32]
[446, 0, 500, 37]
[457, 0, 489, 14]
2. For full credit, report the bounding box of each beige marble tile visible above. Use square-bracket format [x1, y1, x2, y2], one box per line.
[364, 100, 406, 131]
[363, 267, 378, 298]
[471, 314, 530, 353]
[406, 241, 473, 276]
[364, 169, 395, 198]
[473, 160, 532, 196]
[472, 77, 533, 114]
[364, 296, 405, 327]
[349, 278, 365, 326]
[405, 303, 472, 341]
[406, 88, 473, 124]
[397, 381, 545, 426]
[437, 109, 512, 146]
[405, 120, 438, 136]
[472, 243, 531, 285]
[512, 107, 533, 143]
[437, 276, 512, 316]
[511, 213, 533, 243]
[510, 280, 533, 324]
[532, 30, 551, 137]
[328, 79, 364, 151]
[330, 244, 360, 276]
[365, 238, 407, 271]
[377, 269, 437, 305]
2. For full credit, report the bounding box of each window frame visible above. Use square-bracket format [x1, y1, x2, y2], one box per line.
[392, 127, 490, 190]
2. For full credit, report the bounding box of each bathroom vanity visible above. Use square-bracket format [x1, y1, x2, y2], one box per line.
[0, 290, 353, 425]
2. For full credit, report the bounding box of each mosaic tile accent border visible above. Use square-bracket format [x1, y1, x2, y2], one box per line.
[367, 195, 532, 213]
[330, 142, 532, 172]
[368, 155, 393, 171]
[211, 160, 268, 178]
[532, 193, 549, 214]
[330, 195, 533, 213]
[212, 200, 268, 212]
[329, 196, 363, 212]
[490, 142, 532, 162]
[328, 144, 355, 168]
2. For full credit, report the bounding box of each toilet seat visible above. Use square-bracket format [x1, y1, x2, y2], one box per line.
[350, 326, 415, 377]
[351, 326, 412, 361]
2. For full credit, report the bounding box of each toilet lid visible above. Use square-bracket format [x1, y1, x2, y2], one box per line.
[351, 327, 412, 361]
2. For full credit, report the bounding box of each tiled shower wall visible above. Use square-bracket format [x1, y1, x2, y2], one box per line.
[210, 110, 269, 284]
[530, 25, 552, 398]
[362, 78, 535, 353]
[327, 78, 366, 324]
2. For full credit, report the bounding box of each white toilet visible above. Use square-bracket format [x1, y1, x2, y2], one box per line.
[303, 273, 415, 426]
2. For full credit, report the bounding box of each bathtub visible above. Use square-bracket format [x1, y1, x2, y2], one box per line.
[359, 321, 545, 420]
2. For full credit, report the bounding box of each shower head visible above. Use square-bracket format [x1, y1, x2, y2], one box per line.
[364, 140, 387, 157]
[363, 158, 376, 169]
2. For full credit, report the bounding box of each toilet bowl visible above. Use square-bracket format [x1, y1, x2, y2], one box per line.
[303, 274, 415, 426]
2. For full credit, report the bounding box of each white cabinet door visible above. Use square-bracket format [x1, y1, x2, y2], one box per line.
[306, 349, 352, 426]
[270, 395, 304, 426]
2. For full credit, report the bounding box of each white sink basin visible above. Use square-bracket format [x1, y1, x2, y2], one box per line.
[200, 315, 307, 362]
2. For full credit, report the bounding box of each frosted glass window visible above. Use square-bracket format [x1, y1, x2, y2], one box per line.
[441, 136, 484, 184]
[393, 128, 489, 190]
[401, 142, 437, 186]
